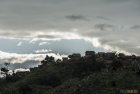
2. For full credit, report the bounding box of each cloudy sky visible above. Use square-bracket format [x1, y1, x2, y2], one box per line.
[0, 0, 140, 69]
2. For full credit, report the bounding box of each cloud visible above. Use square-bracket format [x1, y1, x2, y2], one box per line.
[0, 30, 82, 40]
[0, 51, 45, 64]
[0, 26, 139, 55]
[96, 16, 111, 21]
[0, 50, 68, 70]
[0, 24, 139, 55]
[0, 50, 67, 64]
[94, 24, 115, 31]
[14, 68, 30, 73]
[34, 49, 52, 54]
[39, 42, 49, 46]
[17, 41, 23, 46]
[0, 0, 139, 56]
[7, 60, 40, 70]
[130, 25, 140, 30]
[66, 15, 88, 21]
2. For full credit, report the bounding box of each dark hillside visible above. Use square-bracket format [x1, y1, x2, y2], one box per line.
[0, 51, 140, 94]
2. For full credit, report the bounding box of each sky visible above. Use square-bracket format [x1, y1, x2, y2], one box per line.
[0, 0, 140, 69]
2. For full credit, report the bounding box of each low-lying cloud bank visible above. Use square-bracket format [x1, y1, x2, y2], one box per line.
[0, 51, 46, 64]
[0, 50, 67, 69]
[0, 51, 67, 64]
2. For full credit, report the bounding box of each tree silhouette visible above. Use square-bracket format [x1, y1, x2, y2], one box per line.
[1, 62, 10, 77]
[4, 62, 10, 69]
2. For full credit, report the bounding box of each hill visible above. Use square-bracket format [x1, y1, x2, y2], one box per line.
[0, 51, 140, 94]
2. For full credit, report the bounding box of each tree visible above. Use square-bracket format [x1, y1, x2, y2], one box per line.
[18, 84, 32, 94]
[1, 62, 10, 77]
[41, 55, 55, 65]
[4, 62, 10, 70]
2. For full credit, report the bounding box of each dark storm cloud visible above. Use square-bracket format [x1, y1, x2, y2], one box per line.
[94, 24, 115, 31]
[96, 16, 111, 21]
[36, 35, 61, 39]
[130, 25, 140, 30]
[66, 15, 88, 21]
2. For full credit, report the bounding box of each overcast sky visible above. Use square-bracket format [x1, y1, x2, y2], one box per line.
[0, 0, 140, 69]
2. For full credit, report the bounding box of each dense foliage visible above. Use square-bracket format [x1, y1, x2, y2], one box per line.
[0, 52, 140, 94]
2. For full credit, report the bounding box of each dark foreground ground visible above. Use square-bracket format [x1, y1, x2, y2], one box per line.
[0, 51, 140, 94]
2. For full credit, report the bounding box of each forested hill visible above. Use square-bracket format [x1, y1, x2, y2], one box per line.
[0, 51, 140, 94]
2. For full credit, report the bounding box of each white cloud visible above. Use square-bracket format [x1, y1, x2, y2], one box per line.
[0, 51, 67, 64]
[35, 49, 52, 54]
[14, 68, 30, 73]
[0, 28, 138, 55]
[39, 42, 49, 46]
[0, 51, 45, 64]
[17, 41, 22, 46]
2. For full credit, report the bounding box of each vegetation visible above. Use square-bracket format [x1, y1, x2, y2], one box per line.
[0, 51, 140, 94]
